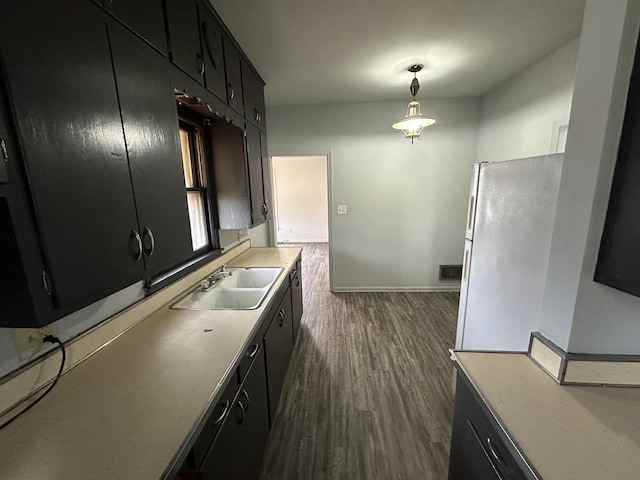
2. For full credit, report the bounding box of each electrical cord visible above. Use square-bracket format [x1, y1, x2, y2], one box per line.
[0, 335, 66, 431]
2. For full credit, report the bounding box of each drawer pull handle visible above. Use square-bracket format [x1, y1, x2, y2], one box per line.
[236, 400, 246, 425]
[212, 399, 230, 425]
[487, 437, 507, 468]
[246, 343, 259, 359]
[240, 388, 250, 413]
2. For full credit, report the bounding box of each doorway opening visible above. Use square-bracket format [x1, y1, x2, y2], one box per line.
[270, 154, 332, 290]
[271, 155, 329, 244]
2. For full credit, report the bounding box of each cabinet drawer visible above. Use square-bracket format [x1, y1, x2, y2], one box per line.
[191, 374, 239, 469]
[451, 375, 531, 480]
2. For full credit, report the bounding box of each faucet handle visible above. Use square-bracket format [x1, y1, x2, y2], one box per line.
[221, 263, 227, 272]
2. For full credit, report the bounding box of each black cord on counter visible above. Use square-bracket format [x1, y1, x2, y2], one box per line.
[0, 335, 66, 431]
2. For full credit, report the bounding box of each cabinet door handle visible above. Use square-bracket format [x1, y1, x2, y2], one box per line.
[246, 343, 259, 359]
[211, 399, 230, 426]
[197, 53, 205, 76]
[130, 229, 143, 261]
[296, 279, 300, 287]
[143, 226, 155, 256]
[278, 309, 285, 326]
[228, 83, 235, 100]
[240, 388, 250, 413]
[262, 202, 269, 216]
[201, 21, 218, 70]
[486, 437, 507, 469]
[291, 268, 297, 278]
[236, 400, 246, 425]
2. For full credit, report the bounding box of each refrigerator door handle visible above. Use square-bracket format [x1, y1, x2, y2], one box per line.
[467, 194, 476, 233]
[463, 248, 470, 281]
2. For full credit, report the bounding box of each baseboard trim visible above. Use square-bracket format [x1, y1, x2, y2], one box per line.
[332, 286, 461, 293]
[528, 332, 640, 387]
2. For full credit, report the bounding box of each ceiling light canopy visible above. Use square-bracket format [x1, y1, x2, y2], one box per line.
[392, 64, 436, 144]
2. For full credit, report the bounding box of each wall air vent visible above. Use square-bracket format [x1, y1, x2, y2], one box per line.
[439, 265, 463, 281]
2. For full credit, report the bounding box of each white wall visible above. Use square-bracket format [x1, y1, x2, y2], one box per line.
[272, 155, 329, 243]
[267, 99, 480, 291]
[540, 0, 640, 354]
[475, 37, 579, 163]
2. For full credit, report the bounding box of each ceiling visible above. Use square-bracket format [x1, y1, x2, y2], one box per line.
[210, 0, 585, 107]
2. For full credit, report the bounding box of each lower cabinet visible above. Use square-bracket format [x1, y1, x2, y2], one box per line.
[182, 264, 299, 480]
[290, 258, 303, 344]
[264, 286, 294, 425]
[448, 374, 531, 480]
[200, 344, 270, 480]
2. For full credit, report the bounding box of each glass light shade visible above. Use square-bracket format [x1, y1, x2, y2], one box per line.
[392, 100, 436, 141]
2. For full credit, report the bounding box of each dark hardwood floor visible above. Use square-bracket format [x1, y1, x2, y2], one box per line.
[260, 243, 459, 480]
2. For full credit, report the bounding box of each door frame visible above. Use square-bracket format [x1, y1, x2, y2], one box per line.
[268, 150, 334, 292]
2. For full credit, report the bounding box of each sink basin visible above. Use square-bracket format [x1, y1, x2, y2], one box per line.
[173, 288, 266, 310]
[218, 267, 282, 289]
[172, 267, 283, 310]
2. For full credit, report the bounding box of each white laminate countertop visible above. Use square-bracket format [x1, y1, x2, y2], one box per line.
[0, 247, 301, 480]
[454, 351, 640, 480]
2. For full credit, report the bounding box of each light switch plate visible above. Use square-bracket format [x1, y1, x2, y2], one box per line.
[337, 204, 348, 215]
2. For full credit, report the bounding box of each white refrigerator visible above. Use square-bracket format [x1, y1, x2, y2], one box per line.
[455, 154, 563, 351]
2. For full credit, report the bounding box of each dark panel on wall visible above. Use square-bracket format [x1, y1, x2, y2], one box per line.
[210, 120, 251, 229]
[595, 32, 640, 297]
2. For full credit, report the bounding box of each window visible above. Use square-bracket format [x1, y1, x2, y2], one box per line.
[178, 119, 210, 252]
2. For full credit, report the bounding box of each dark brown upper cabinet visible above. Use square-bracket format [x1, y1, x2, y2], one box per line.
[223, 36, 244, 115]
[103, 0, 168, 53]
[260, 130, 273, 221]
[109, 22, 194, 278]
[199, 2, 227, 102]
[166, 0, 204, 85]
[242, 60, 267, 132]
[246, 123, 266, 227]
[0, 0, 144, 313]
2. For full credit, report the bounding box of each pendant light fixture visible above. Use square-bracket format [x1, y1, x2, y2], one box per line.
[392, 64, 436, 143]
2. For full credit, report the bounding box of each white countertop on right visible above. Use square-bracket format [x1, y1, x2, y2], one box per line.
[453, 351, 640, 480]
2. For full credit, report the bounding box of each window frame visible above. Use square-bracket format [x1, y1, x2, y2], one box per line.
[178, 116, 219, 255]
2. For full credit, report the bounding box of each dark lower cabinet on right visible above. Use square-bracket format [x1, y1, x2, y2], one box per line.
[449, 373, 533, 480]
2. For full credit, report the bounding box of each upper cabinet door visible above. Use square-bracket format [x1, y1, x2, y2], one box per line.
[104, 0, 168, 53]
[0, 0, 144, 309]
[199, 3, 226, 102]
[246, 123, 265, 227]
[166, 0, 204, 84]
[223, 36, 244, 115]
[242, 60, 267, 132]
[260, 131, 273, 221]
[109, 23, 193, 277]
